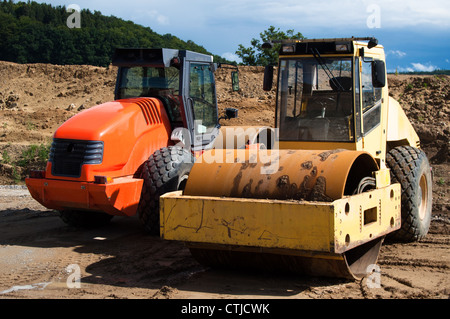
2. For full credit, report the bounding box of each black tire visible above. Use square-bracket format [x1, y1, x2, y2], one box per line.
[386, 146, 432, 242]
[60, 210, 114, 228]
[137, 146, 194, 235]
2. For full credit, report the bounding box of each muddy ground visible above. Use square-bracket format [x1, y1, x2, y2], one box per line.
[0, 186, 448, 300]
[0, 61, 448, 301]
[0, 186, 448, 301]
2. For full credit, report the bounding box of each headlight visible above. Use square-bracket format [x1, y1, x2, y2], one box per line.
[336, 43, 349, 52]
[282, 45, 295, 53]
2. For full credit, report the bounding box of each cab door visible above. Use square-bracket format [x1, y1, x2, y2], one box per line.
[360, 58, 384, 165]
[186, 62, 220, 150]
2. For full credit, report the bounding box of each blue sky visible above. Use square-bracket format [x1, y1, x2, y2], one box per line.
[35, 0, 450, 72]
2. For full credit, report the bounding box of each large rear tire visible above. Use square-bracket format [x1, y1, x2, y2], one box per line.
[386, 146, 432, 241]
[137, 146, 194, 235]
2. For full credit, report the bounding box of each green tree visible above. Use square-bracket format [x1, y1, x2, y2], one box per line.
[236, 26, 305, 66]
[0, 1, 231, 66]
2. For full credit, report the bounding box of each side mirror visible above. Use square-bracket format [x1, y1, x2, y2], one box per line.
[263, 65, 274, 91]
[218, 108, 238, 123]
[225, 107, 238, 119]
[372, 60, 386, 88]
[367, 38, 378, 49]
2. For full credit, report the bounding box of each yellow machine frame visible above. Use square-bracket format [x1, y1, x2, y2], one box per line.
[161, 184, 400, 254]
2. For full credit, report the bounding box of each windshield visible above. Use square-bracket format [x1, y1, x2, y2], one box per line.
[116, 66, 182, 122]
[277, 57, 355, 142]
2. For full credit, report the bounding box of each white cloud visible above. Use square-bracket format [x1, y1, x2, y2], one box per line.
[145, 10, 170, 26]
[411, 62, 437, 72]
[221, 52, 241, 63]
[212, 0, 450, 30]
[388, 50, 407, 58]
[35, 0, 450, 30]
[397, 62, 437, 72]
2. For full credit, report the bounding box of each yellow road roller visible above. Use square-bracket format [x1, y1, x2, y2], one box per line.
[159, 37, 432, 280]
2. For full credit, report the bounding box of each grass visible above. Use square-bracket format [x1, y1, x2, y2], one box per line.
[1, 143, 51, 183]
[12, 165, 21, 184]
[1, 149, 11, 164]
[26, 121, 37, 131]
[17, 144, 50, 168]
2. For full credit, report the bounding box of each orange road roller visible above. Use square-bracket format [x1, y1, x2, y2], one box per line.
[25, 48, 273, 233]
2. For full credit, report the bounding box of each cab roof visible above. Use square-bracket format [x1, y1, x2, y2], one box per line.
[112, 48, 213, 67]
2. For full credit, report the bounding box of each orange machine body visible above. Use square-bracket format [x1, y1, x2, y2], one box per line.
[26, 97, 173, 216]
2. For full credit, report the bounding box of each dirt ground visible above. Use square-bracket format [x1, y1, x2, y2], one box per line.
[0, 61, 448, 300]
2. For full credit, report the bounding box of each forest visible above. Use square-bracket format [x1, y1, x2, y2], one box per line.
[0, 0, 230, 66]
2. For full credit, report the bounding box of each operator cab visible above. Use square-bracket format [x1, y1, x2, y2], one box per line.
[112, 48, 229, 151]
[264, 38, 386, 149]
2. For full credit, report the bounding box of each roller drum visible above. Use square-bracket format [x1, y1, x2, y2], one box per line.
[185, 149, 378, 201]
[184, 149, 383, 280]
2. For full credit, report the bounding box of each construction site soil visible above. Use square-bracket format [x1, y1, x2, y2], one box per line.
[0, 61, 448, 300]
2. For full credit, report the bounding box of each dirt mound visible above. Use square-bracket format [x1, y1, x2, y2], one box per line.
[388, 75, 449, 159]
[0, 61, 116, 184]
[0, 61, 448, 211]
[0, 61, 116, 145]
[215, 65, 275, 127]
[387, 74, 449, 212]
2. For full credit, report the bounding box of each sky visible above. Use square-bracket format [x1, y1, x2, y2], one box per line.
[34, 0, 450, 72]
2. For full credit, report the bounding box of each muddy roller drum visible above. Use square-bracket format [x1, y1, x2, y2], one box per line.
[171, 148, 391, 280]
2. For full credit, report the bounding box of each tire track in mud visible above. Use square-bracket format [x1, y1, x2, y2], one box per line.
[0, 224, 203, 298]
[81, 234, 205, 289]
[0, 191, 205, 298]
[361, 223, 450, 298]
[0, 229, 204, 298]
[0, 190, 449, 299]
[0, 246, 69, 296]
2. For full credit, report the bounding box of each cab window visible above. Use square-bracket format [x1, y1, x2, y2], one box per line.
[116, 66, 182, 123]
[189, 63, 218, 134]
[277, 57, 355, 142]
[361, 61, 382, 134]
